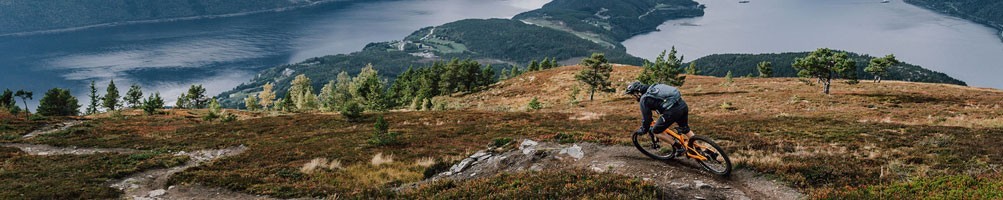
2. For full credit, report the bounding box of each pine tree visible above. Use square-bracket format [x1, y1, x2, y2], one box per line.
[185, 85, 208, 109]
[103, 80, 120, 111]
[480, 65, 496, 88]
[209, 98, 221, 115]
[637, 47, 686, 86]
[792, 48, 857, 94]
[340, 100, 363, 122]
[258, 82, 276, 110]
[865, 54, 898, 83]
[142, 92, 164, 115]
[510, 65, 521, 77]
[204, 98, 221, 121]
[725, 71, 734, 85]
[14, 90, 32, 118]
[686, 62, 700, 75]
[387, 67, 414, 107]
[37, 88, 80, 116]
[124, 84, 143, 109]
[175, 92, 189, 109]
[86, 81, 100, 115]
[463, 60, 482, 92]
[540, 58, 551, 70]
[0, 89, 15, 113]
[353, 64, 387, 111]
[575, 53, 614, 101]
[757, 61, 773, 78]
[528, 60, 540, 71]
[528, 97, 542, 110]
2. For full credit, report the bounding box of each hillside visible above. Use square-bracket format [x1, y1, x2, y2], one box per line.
[905, 0, 1003, 39]
[0, 0, 343, 35]
[3, 65, 998, 197]
[216, 0, 705, 107]
[513, 0, 705, 43]
[689, 52, 967, 86]
[441, 65, 1003, 198]
[3, 66, 1002, 198]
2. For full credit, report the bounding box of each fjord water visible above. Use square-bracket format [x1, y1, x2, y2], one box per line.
[623, 0, 1003, 89]
[0, 0, 548, 109]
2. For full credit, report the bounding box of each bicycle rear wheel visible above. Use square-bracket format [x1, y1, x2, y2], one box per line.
[632, 132, 677, 160]
[689, 136, 732, 176]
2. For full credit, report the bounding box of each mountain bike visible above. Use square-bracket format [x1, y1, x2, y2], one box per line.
[632, 125, 732, 176]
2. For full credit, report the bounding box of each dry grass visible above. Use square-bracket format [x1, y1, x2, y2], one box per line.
[301, 157, 343, 174]
[370, 153, 394, 166]
[414, 157, 436, 167]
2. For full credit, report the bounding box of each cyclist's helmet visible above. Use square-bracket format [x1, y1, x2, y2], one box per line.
[625, 81, 648, 95]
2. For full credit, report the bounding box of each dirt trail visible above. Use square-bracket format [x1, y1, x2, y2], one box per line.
[428, 140, 803, 200]
[110, 146, 253, 200]
[8, 120, 266, 200]
[22, 120, 84, 138]
[1, 143, 139, 155]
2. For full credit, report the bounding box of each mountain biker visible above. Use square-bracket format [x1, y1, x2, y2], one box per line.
[626, 81, 694, 156]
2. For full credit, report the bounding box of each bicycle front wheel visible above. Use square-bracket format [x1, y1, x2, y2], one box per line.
[689, 135, 732, 176]
[632, 132, 677, 160]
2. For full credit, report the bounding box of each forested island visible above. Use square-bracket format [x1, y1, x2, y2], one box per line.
[690, 52, 966, 86]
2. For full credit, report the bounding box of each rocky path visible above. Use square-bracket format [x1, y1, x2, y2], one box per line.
[428, 140, 804, 200]
[21, 119, 84, 139]
[7, 120, 266, 200]
[111, 146, 255, 200]
[1, 143, 139, 155]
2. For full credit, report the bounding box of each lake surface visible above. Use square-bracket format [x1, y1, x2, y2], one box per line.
[623, 0, 1003, 89]
[0, 0, 548, 110]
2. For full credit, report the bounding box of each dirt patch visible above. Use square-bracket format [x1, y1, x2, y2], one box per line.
[0, 143, 138, 155]
[111, 146, 249, 200]
[568, 111, 605, 120]
[421, 140, 803, 200]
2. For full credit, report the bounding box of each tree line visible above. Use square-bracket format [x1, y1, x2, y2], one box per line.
[2, 80, 166, 118]
[3, 47, 899, 120]
[241, 59, 501, 118]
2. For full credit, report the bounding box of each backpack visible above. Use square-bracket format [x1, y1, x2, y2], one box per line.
[641, 84, 680, 110]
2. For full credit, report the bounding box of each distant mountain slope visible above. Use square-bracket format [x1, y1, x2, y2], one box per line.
[690, 52, 967, 86]
[0, 0, 340, 35]
[905, 0, 1003, 38]
[514, 0, 704, 44]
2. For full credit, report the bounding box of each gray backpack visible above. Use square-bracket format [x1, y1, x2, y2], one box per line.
[641, 84, 681, 110]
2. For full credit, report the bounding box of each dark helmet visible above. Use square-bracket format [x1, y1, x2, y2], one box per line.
[625, 81, 648, 95]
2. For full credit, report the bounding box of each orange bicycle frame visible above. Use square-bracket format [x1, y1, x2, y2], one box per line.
[651, 123, 709, 161]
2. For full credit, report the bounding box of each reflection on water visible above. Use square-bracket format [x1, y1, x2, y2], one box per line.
[0, 0, 548, 110]
[623, 0, 1003, 89]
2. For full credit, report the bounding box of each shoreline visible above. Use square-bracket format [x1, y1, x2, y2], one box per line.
[0, 0, 345, 37]
[901, 0, 1003, 42]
